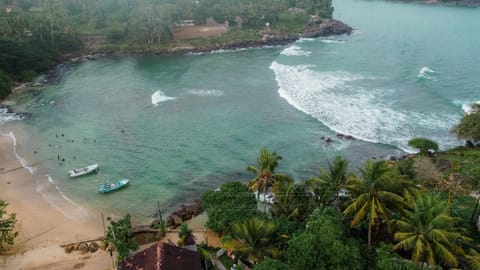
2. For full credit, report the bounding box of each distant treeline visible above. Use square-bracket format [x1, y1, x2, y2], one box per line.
[0, 0, 334, 99]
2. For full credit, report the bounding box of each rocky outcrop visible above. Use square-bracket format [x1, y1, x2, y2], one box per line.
[303, 19, 354, 38]
[166, 200, 203, 228]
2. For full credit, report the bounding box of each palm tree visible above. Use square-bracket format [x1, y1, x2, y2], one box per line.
[247, 148, 288, 198]
[305, 156, 349, 208]
[343, 160, 405, 249]
[230, 217, 279, 263]
[393, 193, 471, 268]
[271, 179, 314, 221]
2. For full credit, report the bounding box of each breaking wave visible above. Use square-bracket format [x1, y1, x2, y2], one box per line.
[0, 107, 25, 123]
[281, 45, 312, 56]
[319, 39, 345, 44]
[461, 101, 480, 114]
[417, 66, 436, 80]
[151, 90, 175, 106]
[270, 61, 459, 151]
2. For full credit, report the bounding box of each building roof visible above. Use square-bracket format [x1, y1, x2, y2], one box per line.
[118, 242, 202, 270]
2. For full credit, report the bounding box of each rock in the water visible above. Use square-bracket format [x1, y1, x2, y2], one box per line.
[302, 19, 353, 38]
[325, 138, 333, 143]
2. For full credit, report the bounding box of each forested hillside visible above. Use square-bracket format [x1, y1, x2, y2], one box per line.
[0, 0, 334, 99]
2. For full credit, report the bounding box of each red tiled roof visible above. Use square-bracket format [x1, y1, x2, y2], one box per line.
[118, 242, 202, 270]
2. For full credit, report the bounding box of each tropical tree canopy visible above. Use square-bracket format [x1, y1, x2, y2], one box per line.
[104, 214, 139, 267]
[202, 181, 257, 234]
[247, 148, 288, 196]
[453, 104, 480, 142]
[287, 207, 365, 270]
[0, 70, 12, 99]
[0, 200, 18, 254]
[305, 156, 349, 207]
[393, 193, 471, 268]
[343, 160, 406, 248]
[253, 258, 288, 270]
[408, 138, 439, 155]
[270, 179, 315, 222]
[230, 217, 279, 263]
[375, 243, 422, 270]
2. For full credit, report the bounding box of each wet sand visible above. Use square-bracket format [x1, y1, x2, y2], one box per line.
[0, 133, 111, 269]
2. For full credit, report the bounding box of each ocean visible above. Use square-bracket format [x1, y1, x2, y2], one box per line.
[1, 0, 479, 219]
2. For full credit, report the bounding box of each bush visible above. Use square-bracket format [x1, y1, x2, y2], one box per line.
[201, 182, 257, 234]
[0, 70, 12, 99]
[454, 104, 480, 142]
[0, 200, 18, 253]
[287, 207, 365, 270]
[408, 137, 439, 155]
[254, 258, 288, 270]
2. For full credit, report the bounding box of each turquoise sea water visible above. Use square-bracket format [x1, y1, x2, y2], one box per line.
[1, 0, 479, 219]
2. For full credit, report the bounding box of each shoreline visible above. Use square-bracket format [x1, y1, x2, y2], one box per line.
[391, 0, 480, 7]
[0, 131, 112, 269]
[61, 18, 353, 60]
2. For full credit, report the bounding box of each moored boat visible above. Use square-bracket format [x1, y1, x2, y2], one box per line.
[67, 164, 99, 178]
[99, 179, 129, 193]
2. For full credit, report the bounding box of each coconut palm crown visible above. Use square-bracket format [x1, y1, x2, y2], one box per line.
[247, 148, 288, 196]
[343, 160, 405, 248]
[393, 193, 471, 268]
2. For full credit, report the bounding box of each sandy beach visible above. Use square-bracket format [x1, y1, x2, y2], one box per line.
[0, 130, 221, 270]
[0, 133, 112, 270]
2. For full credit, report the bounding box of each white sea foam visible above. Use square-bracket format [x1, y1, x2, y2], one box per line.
[281, 45, 312, 56]
[351, 29, 361, 35]
[151, 90, 175, 106]
[297, 38, 315, 43]
[417, 66, 436, 80]
[188, 89, 224, 97]
[7, 131, 37, 175]
[270, 61, 459, 152]
[1, 131, 87, 220]
[187, 45, 283, 56]
[319, 39, 345, 44]
[0, 108, 24, 123]
[461, 101, 480, 114]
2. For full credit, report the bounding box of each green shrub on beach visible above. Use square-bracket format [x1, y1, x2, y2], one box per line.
[0, 200, 18, 254]
[408, 137, 439, 155]
[104, 214, 138, 267]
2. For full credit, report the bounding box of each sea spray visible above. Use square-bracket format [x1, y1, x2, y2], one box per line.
[417, 67, 436, 80]
[151, 90, 175, 106]
[281, 45, 312, 56]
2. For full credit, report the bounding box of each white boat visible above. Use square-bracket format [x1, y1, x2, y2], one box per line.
[67, 164, 99, 177]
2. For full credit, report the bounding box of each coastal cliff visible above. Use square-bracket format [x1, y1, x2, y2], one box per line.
[81, 19, 353, 56]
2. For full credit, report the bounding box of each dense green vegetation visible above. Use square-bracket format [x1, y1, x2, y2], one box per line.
[0, 200, 18, 254]
[454, 104, 480, 143]
[408, 137, 439, 155]
[104, 214, 139, 267]
[199, 131, 480, 269]
[0, 0, 334, 99]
